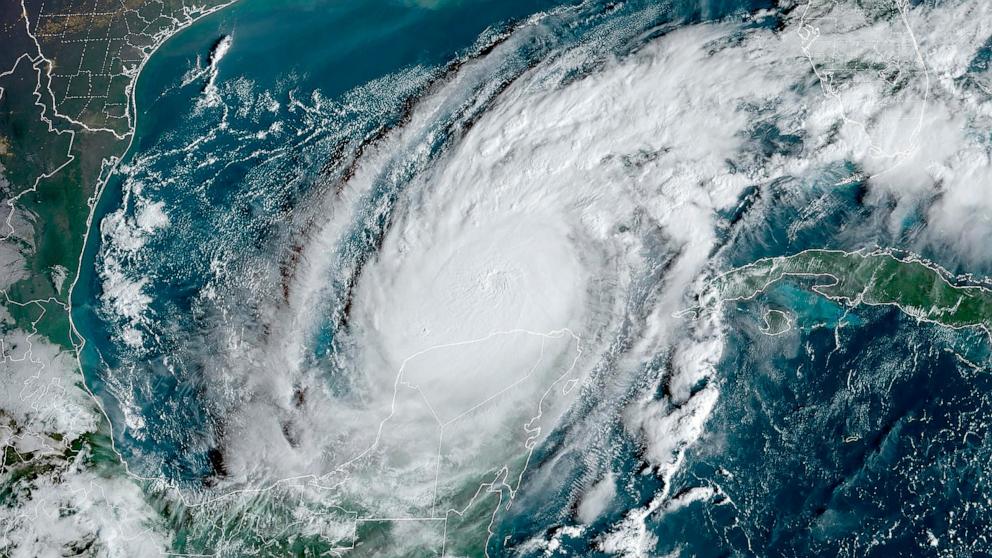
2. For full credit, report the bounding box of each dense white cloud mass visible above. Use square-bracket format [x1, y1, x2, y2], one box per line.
[43, 0, 992, 554]
[0, 316, 166, 555]
[147, 0, 992, 548]
[0, 464, 168, 558]
[195, 14, 813, 524]
[799, 1, 992, 265]
[577, 473, 617, 524]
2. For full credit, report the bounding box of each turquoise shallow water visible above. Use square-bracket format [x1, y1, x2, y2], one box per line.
[71, 1, 992, 556]
[73, 0, 772, 489]
[73, 0, 577, 482]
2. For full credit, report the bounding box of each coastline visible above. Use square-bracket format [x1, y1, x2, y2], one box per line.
[65, 0, 240, 481]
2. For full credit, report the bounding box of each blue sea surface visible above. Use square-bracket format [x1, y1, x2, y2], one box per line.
[73, 0, 773, 489]
[74, 0, 581, 484]
[66, 1, 992, 556]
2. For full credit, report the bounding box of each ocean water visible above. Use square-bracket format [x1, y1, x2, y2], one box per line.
[74, 0, 584, 483]
[73, 0, 771, 488]
[67, 0, 992, 555]
[652, 188, 992, 556]
[487, 163, 992, 556]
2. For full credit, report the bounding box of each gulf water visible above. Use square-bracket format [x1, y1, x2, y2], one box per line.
[72, 0, 773, 488]
[69, 1, 974, 556]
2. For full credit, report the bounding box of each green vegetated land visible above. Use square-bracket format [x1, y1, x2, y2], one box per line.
[710, 249, 992, 334]
[0, 0, 229, 347]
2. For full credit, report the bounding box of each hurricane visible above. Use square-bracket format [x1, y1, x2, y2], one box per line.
[5, 0, 992, 556]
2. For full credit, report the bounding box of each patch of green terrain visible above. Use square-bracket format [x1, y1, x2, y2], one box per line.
[0, 417, 120, 508]
[163, 488, 361, 557]
[0, 65, 111, 346]
[0, 2, 233, 347]
[760, 309, 792, 335]
[0, 2, 230, 554]
[709, 249, 992, 334]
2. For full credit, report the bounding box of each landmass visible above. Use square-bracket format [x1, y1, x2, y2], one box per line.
[703, 248, 992, 337]
[760, 309, 793, 336]
[0, 1, 233, 554]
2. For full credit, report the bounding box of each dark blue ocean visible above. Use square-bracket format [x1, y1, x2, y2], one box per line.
[69, 0, 992, 555]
